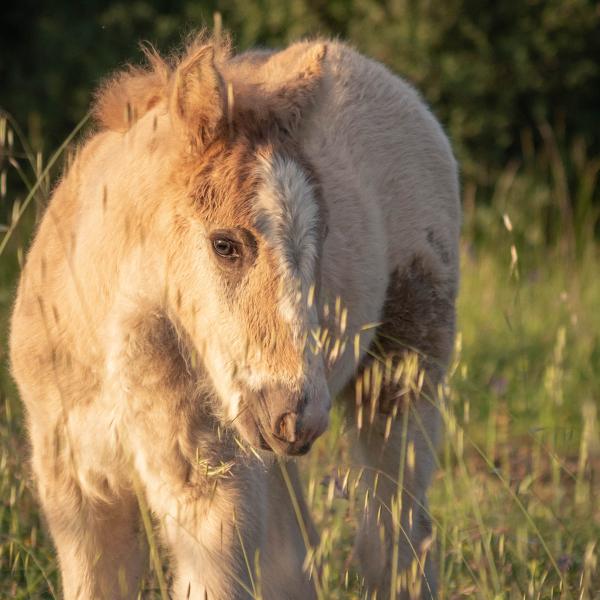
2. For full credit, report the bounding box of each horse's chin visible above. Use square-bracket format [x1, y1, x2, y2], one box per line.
[233, 406, 311, 456]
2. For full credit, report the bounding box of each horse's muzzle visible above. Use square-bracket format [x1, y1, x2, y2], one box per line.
[236, 385, 330, 456]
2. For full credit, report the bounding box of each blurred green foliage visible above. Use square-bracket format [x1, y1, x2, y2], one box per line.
[1, 0, 599, 202]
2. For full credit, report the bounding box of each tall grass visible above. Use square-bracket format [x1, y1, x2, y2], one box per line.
[0, 113, 598, 598]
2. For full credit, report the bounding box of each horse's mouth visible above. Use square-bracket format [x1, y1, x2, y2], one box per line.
[236, 409, 313, 456]
[230, 386, 328, 457]
[232, 404, 277, 453]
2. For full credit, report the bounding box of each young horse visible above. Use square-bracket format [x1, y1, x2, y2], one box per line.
[10, 34, 460, 599]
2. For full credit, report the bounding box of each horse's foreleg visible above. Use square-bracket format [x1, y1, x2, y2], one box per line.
[31, 422, 144, 600]
[354, 396, 440, 600]
[350, 256, 456, 599]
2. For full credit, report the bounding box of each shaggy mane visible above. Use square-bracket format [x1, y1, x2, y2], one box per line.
[93, 32, 232, 132]
[93, 31, 327, 142]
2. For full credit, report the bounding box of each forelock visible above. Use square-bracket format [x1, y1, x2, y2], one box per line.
[190, 137, 262, 226]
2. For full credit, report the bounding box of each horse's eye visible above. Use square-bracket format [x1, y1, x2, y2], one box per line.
[212, 238, 238, 258]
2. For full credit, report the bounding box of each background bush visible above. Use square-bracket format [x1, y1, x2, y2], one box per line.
[2, 0, 599, 185]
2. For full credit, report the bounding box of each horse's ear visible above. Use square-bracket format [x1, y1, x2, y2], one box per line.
[261, 43, 328, 133]
[170, 45, 225, 149]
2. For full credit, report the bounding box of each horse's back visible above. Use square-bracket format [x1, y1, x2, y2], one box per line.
[306, 40, 459, 266]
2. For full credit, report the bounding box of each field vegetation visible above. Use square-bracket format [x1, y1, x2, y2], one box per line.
[1, 2, 599, 598]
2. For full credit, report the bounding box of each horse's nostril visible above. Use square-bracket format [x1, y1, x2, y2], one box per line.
[275, 412, 298, 443]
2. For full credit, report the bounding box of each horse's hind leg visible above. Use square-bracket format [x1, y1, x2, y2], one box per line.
[350, 256, 456, 599]
[30, 420, 144, 600]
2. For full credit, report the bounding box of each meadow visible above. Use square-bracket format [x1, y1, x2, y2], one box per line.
[1, 44, 599, 600]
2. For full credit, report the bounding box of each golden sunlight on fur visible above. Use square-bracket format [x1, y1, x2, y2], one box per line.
[10, 31, 460, 599]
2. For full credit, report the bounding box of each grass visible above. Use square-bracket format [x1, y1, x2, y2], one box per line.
[0, 111, 599, 599]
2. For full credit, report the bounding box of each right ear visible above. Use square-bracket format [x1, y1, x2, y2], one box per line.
[170, 45, 225, 149]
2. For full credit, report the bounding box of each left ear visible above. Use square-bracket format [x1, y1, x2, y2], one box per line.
[170, 45, 225, 149]
[260, 42, 328, 133]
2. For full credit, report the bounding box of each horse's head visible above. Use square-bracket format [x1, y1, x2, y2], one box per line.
[96, 37, 331, 455]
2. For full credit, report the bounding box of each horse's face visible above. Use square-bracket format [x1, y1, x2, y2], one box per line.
[132, 42, 332, 455]
[93, 40, 332, 454]
[179, 143, 330, 456]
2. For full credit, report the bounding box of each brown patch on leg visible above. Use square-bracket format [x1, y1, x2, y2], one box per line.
[378, 256, 456, 362]
[356, 256, 456, 418]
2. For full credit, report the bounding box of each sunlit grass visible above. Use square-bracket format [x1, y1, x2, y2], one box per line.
[300, 242, 600, 599]
[0, 111, 599, 598]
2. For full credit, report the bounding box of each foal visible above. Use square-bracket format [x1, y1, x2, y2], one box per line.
[10, 34, 460, 599]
